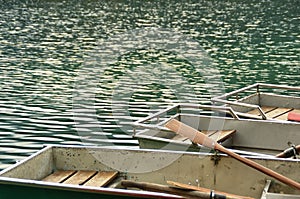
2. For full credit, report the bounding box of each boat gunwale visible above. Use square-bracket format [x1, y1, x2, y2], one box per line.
[0, 145, 52, 176]
[1, 145, 299, 174]
[212, 83, 300, 102]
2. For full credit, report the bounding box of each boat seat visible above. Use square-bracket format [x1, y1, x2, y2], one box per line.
[204, 130, 236, 143]
[247, 106, 277, 115]
[42, 170, 118, 187]
[247, 106, 295, 120]
[172, 129, 236, 143]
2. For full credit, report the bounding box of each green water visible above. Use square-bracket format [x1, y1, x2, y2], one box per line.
[0, 0, 299, 169]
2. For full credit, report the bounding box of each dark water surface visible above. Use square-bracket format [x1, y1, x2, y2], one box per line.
[0, 0, 299, 169]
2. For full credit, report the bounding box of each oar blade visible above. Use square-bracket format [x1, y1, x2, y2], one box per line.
[165, 119, 216, 149]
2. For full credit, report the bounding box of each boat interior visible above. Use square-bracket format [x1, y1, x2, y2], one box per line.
[134, 104, 300, 156]
[0, 145, 300, 199]
[211, 83, 300, 121]
[246, 106, 300, 121]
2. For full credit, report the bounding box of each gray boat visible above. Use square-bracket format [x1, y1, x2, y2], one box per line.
[133, 104, 300, 156]
[0, 145, 299, 199]
[212, 83, 300, 121]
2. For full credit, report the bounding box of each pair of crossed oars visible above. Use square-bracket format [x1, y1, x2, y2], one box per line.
[165, 119, 300, 190]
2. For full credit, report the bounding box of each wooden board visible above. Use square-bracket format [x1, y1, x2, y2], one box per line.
[291, 109, 300, 114]
[42, 170, 76, 183]
[266, 107, 294, 119]
[275, 111, 290, 120]
[247, 106, 277, 116]
[167, 181, 254, 199]
[268, 109, 300, 121]
[84, 171, 118, 187]
[209, 130, 236, 143]
[63, 170, 97, 185]
[201, 130, 217, 136]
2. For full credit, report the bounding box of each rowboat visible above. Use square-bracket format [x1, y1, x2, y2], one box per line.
[0, 145, 299, 198]
[133, 104, 300, 156]
[212, 83, 300, 121]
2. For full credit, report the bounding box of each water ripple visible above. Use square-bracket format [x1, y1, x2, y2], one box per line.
[0, 0, 299, 169]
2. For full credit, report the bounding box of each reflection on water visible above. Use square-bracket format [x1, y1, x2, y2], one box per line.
[0, 0, 299, 169]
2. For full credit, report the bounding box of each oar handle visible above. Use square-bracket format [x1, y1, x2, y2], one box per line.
[215, 144, 300, 190]
[167, 180, 254, 199]
[122, 180, 217, 199]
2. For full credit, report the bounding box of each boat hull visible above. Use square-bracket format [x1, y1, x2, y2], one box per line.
[135, 110, 300, 154]
[212, 83, 300, 121]
[0, 179, 154, 199]
[0, 145, 299, 198]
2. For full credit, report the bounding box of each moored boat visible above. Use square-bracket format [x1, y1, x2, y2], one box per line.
[0, 145, 299, 198]
[133, 104, 300, 156]
[212, 83, 300, 121]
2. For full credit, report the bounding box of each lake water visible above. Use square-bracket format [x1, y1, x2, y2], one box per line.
[0, 0, 299, 169]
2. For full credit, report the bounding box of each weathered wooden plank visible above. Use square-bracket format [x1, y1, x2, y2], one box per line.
[201, 130, 217, 136]
[266, 107, 294, 119]
[84, 171, 118, 187]
[217, 130, 236, 142]
[275, 112, 290, 120]
[42, 170, 76, 183]
[292, 109, 300, 114]
[247, 106, 277, 115]
[274, 109, 295, 120]
[63, 170, 97, 185]
[209, 130, 236, 143]
[167, 180, 254, 199]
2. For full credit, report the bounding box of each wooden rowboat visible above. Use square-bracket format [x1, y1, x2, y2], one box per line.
[0, 145, 299, 198]
[133, 104, 300, 156]
[212, 83, 300, 121]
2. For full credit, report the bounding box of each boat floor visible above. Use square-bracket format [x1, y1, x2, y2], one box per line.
[247, 106, 300, 121]
[42, 170, 119, 187]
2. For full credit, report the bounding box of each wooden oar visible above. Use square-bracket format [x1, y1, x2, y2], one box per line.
[121, 180, 244, 199]
[167, 180, 254, 199]
[165, 119, 300, 190]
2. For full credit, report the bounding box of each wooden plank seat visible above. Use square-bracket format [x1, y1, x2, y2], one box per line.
[247, 106, 277, 115]
[207, 130, 236, 143]
[172, 129, 236, 143]
[247, 106, 297, 121]
[265, 107, 293, 119]
[42, 170, 118, 187]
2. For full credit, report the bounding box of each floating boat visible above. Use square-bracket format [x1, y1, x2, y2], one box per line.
[133, 104, 300, 156]
[212, 83, 300, 122]
[0, 145, 299, 199]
